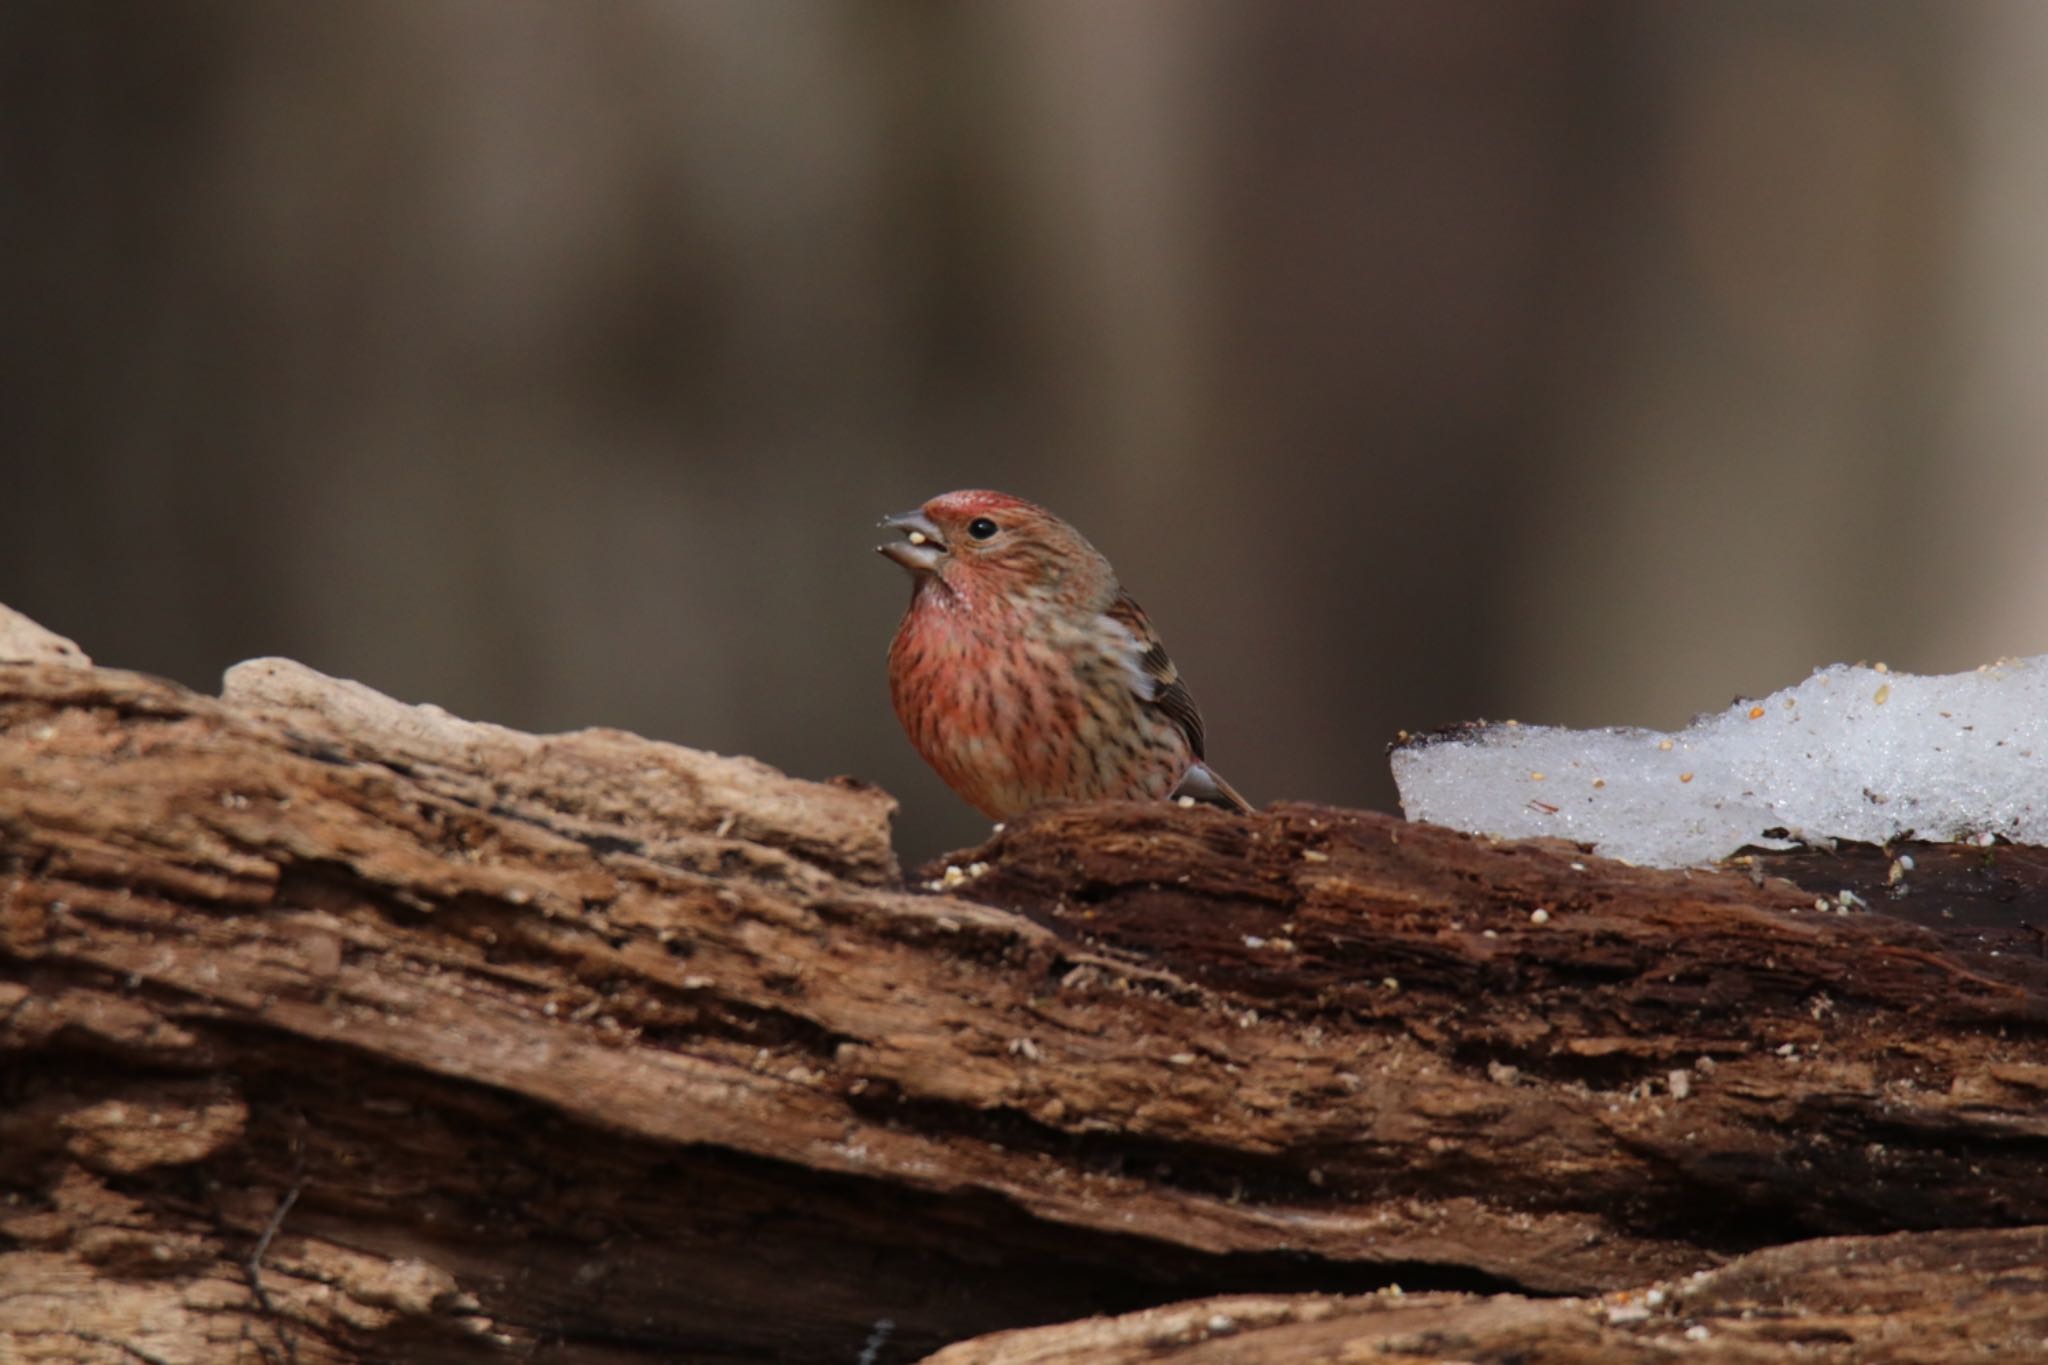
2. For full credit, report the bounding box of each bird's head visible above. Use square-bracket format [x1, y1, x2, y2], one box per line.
[877, 489, 1113, 612]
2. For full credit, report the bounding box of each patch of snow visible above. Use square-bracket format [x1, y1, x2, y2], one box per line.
[1392, 657, 2046, 867]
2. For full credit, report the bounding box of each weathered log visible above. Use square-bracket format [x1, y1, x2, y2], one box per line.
[926, 1225, 2048, 1363]
[1, 610, 2043, 1362]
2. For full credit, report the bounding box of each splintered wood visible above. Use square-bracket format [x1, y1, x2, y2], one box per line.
[0, 608, 2042, 1362]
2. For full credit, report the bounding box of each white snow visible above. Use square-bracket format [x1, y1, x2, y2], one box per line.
[1391, 656, 2048, 867]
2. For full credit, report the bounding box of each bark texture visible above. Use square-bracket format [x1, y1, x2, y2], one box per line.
[926, 1226, 2048, 1363]
[1, 611, 2043, 1362]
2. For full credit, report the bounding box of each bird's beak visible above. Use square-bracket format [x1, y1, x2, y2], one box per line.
[877, 510, 946, 573]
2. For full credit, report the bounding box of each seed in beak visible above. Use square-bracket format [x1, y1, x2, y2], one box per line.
[907, 531, 928, 545]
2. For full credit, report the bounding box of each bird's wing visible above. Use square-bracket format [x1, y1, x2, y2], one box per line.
[1105, 591, 1206, 759]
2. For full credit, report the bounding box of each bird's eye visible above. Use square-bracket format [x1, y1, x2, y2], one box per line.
[967, 517, 999, 541]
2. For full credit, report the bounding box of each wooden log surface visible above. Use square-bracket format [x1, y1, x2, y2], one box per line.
[926, 1226, 2048, 1363]
[1, 604, 2044, 1362]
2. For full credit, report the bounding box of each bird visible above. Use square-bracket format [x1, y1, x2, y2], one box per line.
[877, 488, 1250, 821]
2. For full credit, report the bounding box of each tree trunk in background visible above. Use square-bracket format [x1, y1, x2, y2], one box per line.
[1927, 0, 2048, 660]
[3, 603, 2044, 1363]
[3, 2, 2021, 866]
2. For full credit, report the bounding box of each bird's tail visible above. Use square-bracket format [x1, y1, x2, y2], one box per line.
[1172, 761, 1253, 814]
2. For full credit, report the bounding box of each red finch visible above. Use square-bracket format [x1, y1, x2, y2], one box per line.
[877, 489, 1250, 821]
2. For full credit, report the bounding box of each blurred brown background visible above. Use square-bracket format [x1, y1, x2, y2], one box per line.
[6, 1, 2045, 859]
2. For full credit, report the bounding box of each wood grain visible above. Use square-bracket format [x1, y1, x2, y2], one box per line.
[1, 621, 2042, 1362]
